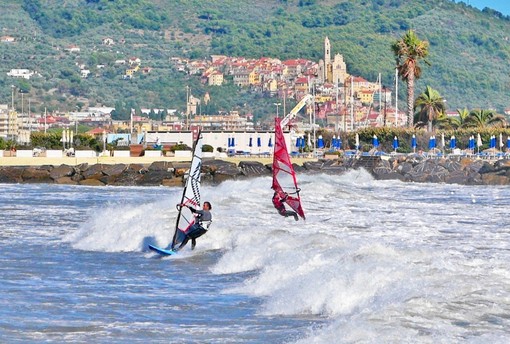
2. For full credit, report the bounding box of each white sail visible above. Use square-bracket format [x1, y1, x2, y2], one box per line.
[171, 131, 203, 249]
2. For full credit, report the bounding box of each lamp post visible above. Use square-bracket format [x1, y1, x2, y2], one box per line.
[273, 102, 281, 118]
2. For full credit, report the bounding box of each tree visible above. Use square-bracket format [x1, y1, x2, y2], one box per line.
[464, 109, 507, 128]
[414, 86, 445, 132]
[392, 30, 430, 127]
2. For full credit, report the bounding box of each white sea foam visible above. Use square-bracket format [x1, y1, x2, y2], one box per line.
[54, 169, 510, 342]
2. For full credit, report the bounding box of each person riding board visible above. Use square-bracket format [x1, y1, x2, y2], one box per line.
[174, 201, 212, 251]
[272, 191, 298, 221]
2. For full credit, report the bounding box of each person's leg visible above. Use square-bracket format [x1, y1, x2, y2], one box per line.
[175, 236, 190, 251]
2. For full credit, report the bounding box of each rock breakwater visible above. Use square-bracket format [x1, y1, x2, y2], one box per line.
[1, 156, 510, 186]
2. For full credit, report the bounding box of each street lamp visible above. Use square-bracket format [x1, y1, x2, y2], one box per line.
[273, 102, 281, 118]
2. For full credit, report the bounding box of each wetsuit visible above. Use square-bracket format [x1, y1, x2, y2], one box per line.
[272, 193, 298, 221]
[176, 206, 212, 250]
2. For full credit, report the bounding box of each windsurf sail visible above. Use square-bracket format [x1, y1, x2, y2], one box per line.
[272, 117, 305, 220]
[170, 130, 203, 249]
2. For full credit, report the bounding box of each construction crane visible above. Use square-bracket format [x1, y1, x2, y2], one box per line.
[280, 94, 314, 128]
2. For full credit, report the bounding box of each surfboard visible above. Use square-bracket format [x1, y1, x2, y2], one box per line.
[148, 244, 176, 256]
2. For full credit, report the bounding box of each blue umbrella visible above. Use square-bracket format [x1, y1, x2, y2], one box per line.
[392, 136, 399, 151]
[331, 136, 337, 149]
[372, 135, 379, 148]
[268, 137, 273, 147]
[490, 135, 496, 149]
[228, 137, 232, 147]
[337, 137, 342, 149]
[317, 135, 324, 149]
[257, 137, 261, 147]
[296, 136, 301, 148]
[450, 135, 456, 150]
[507, 136, 510, 150]
[249, 137, 253, 147]
[411, 134, 417, 152]
[231, 137, 235, 147]
[468, 135, 475, 150]
[428, 136, 436, 150]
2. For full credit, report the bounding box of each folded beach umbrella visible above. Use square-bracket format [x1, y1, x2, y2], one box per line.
[468, 135, 475, 150]
[489, 135, 496, 149]
[477, 133, 482, 147]
[450, 135, 456, 150]
[336, 137, 342, 149]
[355, 133, 360, 150]
[441, 133, 445, 149]
[507, 136, 510, 150]
[268, 137, 273, 147]
[428, 136, 436, 150]
[499, 133, 504, 149]
[249, 137, 253, 147]
[372, 134, 379, 148]
[317, 135, 324, 149]
[257, 136, 261, 147]
[411, 134, 417, 152]
[393, 136, 399, 151]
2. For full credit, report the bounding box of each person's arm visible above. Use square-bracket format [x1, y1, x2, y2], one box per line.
[178, 203, 197, 213]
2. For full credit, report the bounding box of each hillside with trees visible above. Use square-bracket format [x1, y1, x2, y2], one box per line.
[1, 0, 510, 121]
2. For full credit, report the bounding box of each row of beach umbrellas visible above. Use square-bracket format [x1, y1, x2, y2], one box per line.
[370, 133, 510, 153]
[229, 133, 510, 153]
[230, 137, 272, 148]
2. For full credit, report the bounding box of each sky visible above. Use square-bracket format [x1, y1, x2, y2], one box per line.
[457, 0, 510, 16]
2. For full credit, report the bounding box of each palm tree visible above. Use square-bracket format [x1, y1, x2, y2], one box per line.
[464, 109, 507, 128]
[450, 108, 470, 129]
[392, 30, 430, 128]
[414, 85, 445, 132]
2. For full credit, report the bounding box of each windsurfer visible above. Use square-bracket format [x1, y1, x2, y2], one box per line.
[174, 201, 212, 251]
[272, 192, 298, 221]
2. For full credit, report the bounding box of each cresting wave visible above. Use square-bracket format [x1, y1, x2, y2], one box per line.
[64, 170, 510, 343]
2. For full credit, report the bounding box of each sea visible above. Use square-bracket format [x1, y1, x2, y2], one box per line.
[1, 169, 509, 343]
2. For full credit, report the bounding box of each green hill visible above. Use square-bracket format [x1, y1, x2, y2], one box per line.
[1, 0, 510, 121]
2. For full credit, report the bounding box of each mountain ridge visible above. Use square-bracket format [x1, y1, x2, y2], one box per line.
[1, 0, 510, 120]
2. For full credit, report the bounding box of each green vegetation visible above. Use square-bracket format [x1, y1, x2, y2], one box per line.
[1, 0, 510, 120]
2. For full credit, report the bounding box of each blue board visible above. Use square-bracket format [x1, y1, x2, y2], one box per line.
[148, 244, 176, 256]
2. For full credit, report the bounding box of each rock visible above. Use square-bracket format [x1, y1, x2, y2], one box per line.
[50, 164, 75, 180]
[79, 178, 105, 186]
[82, 164, 106, 180]
[21, 167, 52, 183]
[103, 164, 127, 177]
[481, 172, 509, 185]
[137, 170, 174, 186]
[148, 161, 174, 172]
[444, 170, 470, 184]
[0, 167, 24, 183]
[54, 176, 78, 185]
[210, 160, 241, 183]
[238, 161, 270, 177]
[109, 170, 144, 186]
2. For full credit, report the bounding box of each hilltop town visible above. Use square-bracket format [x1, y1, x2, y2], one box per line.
[1, 36, 407, 148]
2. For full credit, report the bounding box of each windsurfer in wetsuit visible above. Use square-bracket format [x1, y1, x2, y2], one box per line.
[175, 201, 212, 251]
[272, 191, 299, 221]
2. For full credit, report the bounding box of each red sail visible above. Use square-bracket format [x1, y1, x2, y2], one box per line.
[272, 117, 305, 220]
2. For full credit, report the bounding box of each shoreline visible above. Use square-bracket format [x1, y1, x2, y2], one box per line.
[0, 155, 317, 167]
